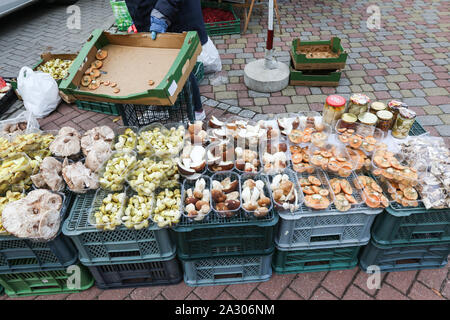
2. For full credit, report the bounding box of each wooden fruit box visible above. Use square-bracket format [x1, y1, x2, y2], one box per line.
[290, 37, 347, 71]
[60, 29, 202, 106]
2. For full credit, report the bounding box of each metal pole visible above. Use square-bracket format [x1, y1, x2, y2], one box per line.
[264, 0, 276, 69]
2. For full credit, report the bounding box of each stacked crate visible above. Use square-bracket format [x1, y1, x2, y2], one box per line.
[359, 198, 450, 272]
[62, 191, 182, 289]
[359, 121, 450, 272]
[272, 172, 382, 274]
[289, 37, 347, 87]
[173, 175, 278, 286]
[0, 191, 95, 297]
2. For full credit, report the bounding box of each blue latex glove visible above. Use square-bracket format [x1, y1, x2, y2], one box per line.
[150, 16, 168, 40]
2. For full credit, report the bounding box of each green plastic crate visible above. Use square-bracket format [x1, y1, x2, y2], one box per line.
[62, 192, 176, 266]
[359, 239, 450, 273]
[76, 100, 120, 116]
[202, 1, 241, 36]
[194, 61, 204, 83]
[272, 245, 360, 274]
[0, 265, 94, 297]
[181, 251, 273, 287]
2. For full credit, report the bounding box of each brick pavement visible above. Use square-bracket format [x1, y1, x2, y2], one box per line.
[0, 0, 449, 300]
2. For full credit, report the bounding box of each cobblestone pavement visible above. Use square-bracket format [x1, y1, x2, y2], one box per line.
[0, 0, 449, 300]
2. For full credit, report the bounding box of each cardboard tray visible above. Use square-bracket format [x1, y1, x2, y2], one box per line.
[290, 37, 347, 71]
[59, 29, 202, 106]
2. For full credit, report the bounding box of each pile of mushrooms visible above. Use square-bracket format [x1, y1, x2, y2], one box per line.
[62, 159, 99, 193]
[235, 147, 260, 172]
[184, 178, 211, 221]
[81, 126, 114, 172]
[178, 143, 207, 178]
[211, 176, 240, 217]
[186, 121, 208, 145]
[31, 157, 64, 192]
[49, 127, 81, 157]
[270, 173, 300, 212]
[207, 142, 234, 172]
[241, 179, 271, 217]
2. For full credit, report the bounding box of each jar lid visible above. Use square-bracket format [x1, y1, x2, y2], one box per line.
[358, 112, 378, 124]
[399, 107, 416, 119]
[350, 94, 370, 105]
[371, 101, 386, 111]
[388, 100, 408, 109]
[326, 95, 346, 108]
[376, 110, 393, 120]
[341, 113, 358, 123]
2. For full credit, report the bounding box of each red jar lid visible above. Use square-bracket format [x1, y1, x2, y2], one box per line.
[326, 95, 346, 108]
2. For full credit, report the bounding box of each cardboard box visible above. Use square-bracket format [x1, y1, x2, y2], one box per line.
[290, 37, 347, 71]
[60, 29, 202, 106]
[10, 52, 77, 104]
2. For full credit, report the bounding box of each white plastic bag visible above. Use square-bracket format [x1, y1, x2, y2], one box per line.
[0, 110, 40, 136]
[197, 37, 222, 74]
[17, 67, 61, 118]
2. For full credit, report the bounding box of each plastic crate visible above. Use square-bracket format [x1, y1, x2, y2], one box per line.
[118, 80, 194, 127]
[275, 207, 381, 250]
[181, 251, 273, 286]
[0, 191, 76, 273]
[201, 1, 241, 36]
[371, 207, 450, 246]
[76, 100, 120, 116]
[272, 245, 361, 274]
[0, 264, 94, 297]
[359, 239, 450, 273]
[87, 254, 182, 289]
[173, 211, 278, 260]
[194, 61, 204, 83]
[62, 192, 176, 266]
[0, 88, 17, 116]
[409, 120, 426, 136]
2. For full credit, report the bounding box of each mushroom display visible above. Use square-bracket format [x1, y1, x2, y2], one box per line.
[270, 173, 300, 212]
[31, 156, 64, 192]
[1, 189, 63, 240]
[235, 147, 260, 172]
[85, 140, 112, 172]
[49, 126, 81, 157]
[208, 115, 225, 129]
[211, 176, 240, 217]
[80, 126, 114, 156]
[241, 178, 271, 217]
[62, 160, 99, 193]
[277, 117, 300, 136]
[186, 121, 208, 145]
[262, 151, 287, 174]
[184, 178, 211, 221]
[178, 143, 207, 178]
[206, 142, 234, 172]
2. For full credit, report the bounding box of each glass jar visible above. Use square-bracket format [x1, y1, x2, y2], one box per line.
[370, 101, 386, 115]
[323, 95, 346, 127]
[392, 107, 416, 139]
[339, 113, 358, 130]
[346, 94, 370, 117]
[388, 100, 408, 124]
[358, 112, 378, 126]
[376, 110, 393, 133]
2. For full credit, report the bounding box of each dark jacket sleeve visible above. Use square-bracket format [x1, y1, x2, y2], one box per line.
[154, 0, 185, 25]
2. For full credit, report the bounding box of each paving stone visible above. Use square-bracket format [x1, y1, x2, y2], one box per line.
[423, 105, 443, 115]
[403, 97, 429, 107]
[238, 109, 256, 118]
[342, 285, 374, 300]
[310, 287, 339, 300]
[408, 282, 444, 300]
[385, 271, 417, 294]
[216, 102, 230, 110]
[130, 286, 165, 300]
[194, 285, 227, 300]
[248, 90, 270, 98]
[225, 283, 259, 300]
[417, 115, 443, 126]
[321, 268, 359, 298]
[376, 284, 409, 300]
[289, 272, 327, 299]
[417, 268, 449, 291]
[98, 288, 133, 300]
[204, 99, 219, 107]
[161, 282, 194, 300]
[247, 290, 269, 300]
[258, 274, 296, 300]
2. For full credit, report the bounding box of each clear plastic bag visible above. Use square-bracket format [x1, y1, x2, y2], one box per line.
[197, 37, 222, 74]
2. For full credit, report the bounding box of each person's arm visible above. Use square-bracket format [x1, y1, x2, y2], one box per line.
[150, 0, 185, 39]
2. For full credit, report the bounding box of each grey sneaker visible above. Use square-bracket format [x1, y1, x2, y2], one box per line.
[195, 110, 206, 121]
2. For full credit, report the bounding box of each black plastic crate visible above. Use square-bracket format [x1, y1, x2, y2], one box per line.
[359, 239, 450, 273]
[0, 191, 76, 273]
[118, 80, 194, 127]
[88, 255, 182, 289]
[0, 87, 17, 116]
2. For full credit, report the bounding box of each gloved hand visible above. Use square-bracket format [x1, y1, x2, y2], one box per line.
[150, 16, 168, 40]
